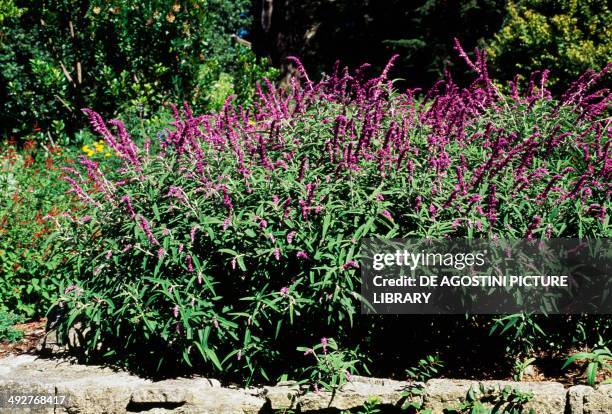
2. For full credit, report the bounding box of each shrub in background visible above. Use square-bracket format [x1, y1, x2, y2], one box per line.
[0, 139, 75, 317]
[0, 0, 21, 23]
[53, 47, 609, 383]
[0, 101, 182, 320]
[487, 0, 611, 91]
[0, 0, 276, 142]
[251, 0, 609, 93]
[0, 309, 24, 342]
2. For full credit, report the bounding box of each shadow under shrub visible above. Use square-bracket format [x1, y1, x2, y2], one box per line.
[52, 47, 610, 383]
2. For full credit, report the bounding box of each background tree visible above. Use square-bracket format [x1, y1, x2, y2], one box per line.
[251, 0, 506, 86]
[250, 0, 610, 91]
[487, 0, 611, 91]
[0, 0, 275, 141]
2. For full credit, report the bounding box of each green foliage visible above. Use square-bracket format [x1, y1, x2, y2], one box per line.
[511, 357, 536, 381]
[403, 383, 535, 414]
[0, 0, 276, 141]
[254, 0, 610, 94]
[402, 385, 430, 413]
[406, 355, 445, 383]
[0, 0, 22, 23]
[488, 314, 611, 375]
[487, 0, 612, 90]
[489, 314, 546, 357]
[0, 309, 24, 342]
[0, 139, 73, 317]
[346, 396, 383, 414]
[401, 355, 444, 413]
[562, 343, 612, 386]
[446, 383, 535, 414]
[297, 338, 363, 391]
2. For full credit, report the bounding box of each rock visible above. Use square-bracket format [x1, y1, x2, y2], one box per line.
[128, 378, 221, 406]
[584, 384, 612, 414]
[2, 355, 611, 413]
[0, 355, 149, 413]
[0, 379, 56, 414]
[0, 355, 256, 414]
[188, 387, 266, 414]
[520, 363, 539, 380]
[39, 302, 102, 358]
[35, 329, 68, 356]
[263, 380, 300, 410]
[569, 384, 612, 414]
[295, 376, 421, 412]
[127, 384, 264, 414]
[424, 379, 566, 414]
[568, 385, 593, 414]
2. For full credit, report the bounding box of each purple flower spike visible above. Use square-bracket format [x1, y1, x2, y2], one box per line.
[343, 260, 359, 269]
[186, 255, 194, 272]
[382, 210, 393, 221]
[287, 231, 297, 244]
[138, 216, 159, 246]
[64, 285, 75, 294]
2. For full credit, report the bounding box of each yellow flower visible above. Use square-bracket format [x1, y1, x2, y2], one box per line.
[82, 145, 94, 155]
[166, 13, 175, 23]
[94, 143, 104, 152]
[82, 145, 96, 157]
[172, 3, 181, 12]
[105, 152, 112, 158]
[93, 6, 101, 15]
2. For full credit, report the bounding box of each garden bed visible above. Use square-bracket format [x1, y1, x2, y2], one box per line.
[0, 319, 45, 359]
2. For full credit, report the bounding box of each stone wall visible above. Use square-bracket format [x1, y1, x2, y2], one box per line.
[0, 355, 610, 413]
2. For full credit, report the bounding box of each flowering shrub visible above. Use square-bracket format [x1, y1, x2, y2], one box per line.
[54, 44, 610, 382]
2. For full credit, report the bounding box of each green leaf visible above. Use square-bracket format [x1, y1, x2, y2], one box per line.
[586, 362, 598, 386]
[562, 353, 592, 370]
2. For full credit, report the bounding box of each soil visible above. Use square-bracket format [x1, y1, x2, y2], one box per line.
[0, 318, 46, 358]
